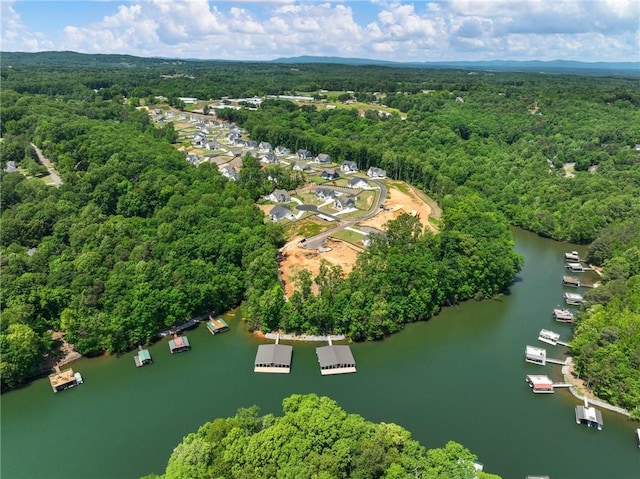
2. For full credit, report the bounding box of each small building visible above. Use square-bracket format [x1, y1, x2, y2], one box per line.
[315, 188, 337, 200]
[553, 308, 574, 323]
[169, 334, 191, 354]
[293, 161, 310, 172]
[314, 153, 332, 164]
[297, 149, 313, 159]
[367, 167, 387, 179]
[525, 345, 546, 365]
[316, 344, 356, 375]
[538, 329, 560, 346]
[321, 169, 339, 180]
[347, 177, 371, 189]
[333, 197, 356, 211]
[275, 146, 291, 156]
[254, 344, 293, 374]
[258, 141, 272, 153]
[268, 189, 291, 203]
[261, 153, 279, 164]
[220, 165, 239, 181]
[526, 374, 554, 393]
[49, 366, 83, 393]
[341, 160, 358, 173]
[575, 398, 603, 430]
[134, 349, 153, 367]
[269, 205, 295, 222]
[563, 276, 581, 287]
[206, 316, 229, 335]
[564, 292, 584, 305]
[564, 250, 580, 262]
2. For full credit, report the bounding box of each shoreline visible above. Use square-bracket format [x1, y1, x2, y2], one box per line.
[561, 358, 631, 418]
[255, 330, 346, 342]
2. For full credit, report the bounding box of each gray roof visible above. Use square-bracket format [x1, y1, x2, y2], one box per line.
[269, 205, 293, 220]
[316, 345, 355, 368]
[254, 344, 293, 367]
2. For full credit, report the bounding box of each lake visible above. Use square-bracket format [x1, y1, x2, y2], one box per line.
[1, 228, 639, 479]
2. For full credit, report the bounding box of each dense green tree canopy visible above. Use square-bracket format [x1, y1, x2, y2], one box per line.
[149, 394, 500, 479]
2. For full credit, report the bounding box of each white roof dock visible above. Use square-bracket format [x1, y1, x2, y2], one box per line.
[316, 345, 356, 375]
[565, 251, 580, 261]
[538, 329, 560, 346]
[564, 292, 584, 305]
[525, 345, 547, 365]
[553, 308, 574, 322]
[254, 344, 293, 374]
[575, 399, 603, 430]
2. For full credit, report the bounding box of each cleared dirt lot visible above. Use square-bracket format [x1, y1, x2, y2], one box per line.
[279, 237, 361, 296]
[359, 180, 437, 233]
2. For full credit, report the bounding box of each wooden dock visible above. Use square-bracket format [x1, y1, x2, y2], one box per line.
[545, 357, 568, 366]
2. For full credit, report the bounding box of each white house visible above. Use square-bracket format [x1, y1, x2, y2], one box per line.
[367, 167, 387, 179]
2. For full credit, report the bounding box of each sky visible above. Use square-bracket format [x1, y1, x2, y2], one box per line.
[1, 1, 639, 63]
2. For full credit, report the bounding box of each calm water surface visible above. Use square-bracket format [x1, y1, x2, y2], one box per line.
[2, 229, 639, 479]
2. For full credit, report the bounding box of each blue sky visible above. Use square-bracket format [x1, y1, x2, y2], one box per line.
[2, 1, 639, 62]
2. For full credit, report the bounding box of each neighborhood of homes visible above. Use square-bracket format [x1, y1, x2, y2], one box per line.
[151, 109, 388, 227]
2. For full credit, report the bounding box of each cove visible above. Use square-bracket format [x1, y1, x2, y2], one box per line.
[1, 228, 639, 479]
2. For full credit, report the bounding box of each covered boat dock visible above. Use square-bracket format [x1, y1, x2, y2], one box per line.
[169, 334, 191, 354]
[134, 348, 152, 367]
[316, 343, 357, 375]
[254, 343, 293, 373]
[48, 366, 83, 393]
[575, 398, 603, 430]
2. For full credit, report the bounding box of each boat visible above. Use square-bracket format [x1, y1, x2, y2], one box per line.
[553, 308, 574, 323]
[564, 250, 580, 262]
[538, 329, 560, 346]
[564, 292, 584, 305]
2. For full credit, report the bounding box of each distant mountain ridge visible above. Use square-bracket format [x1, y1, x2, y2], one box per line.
[271, 55, 640, 73]
[2, 51, 638, 74]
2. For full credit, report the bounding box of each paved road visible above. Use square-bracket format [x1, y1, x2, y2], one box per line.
[301, 179, 387, 250]
[31, 143, 63, 187]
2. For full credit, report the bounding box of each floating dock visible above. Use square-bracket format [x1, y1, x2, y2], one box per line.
[562, 275, 581, 287]
[168, 334, 191, 354]
[254, 336, 293, 374]
[564, 292, 584, 305]
[538, 329, 569, 347]
[553, 308, 574, 323]
[526, 375, 554, 393]
[49, 366, 83, 393]
[575, 398, 603, 430]
[566, 262, 589, 272]
[206, 316, 229, 335]
[564, 251, 581, 262]
[525, 345, 547, 365]
[316, 338, 356, 375]
[134, 348, 152, 367]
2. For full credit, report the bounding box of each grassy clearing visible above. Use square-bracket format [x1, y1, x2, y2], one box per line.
[287, 217, 334, 239]
[331, 229, 366, 246]
[355, 191, 376, 211]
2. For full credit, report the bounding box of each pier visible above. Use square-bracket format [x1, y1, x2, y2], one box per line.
[48, 365, 83, 393]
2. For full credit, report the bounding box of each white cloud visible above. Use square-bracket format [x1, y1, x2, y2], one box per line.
[3, 1, 639, 62]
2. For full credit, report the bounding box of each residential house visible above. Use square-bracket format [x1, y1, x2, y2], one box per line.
[268, 189, 291, 203]
[220, 165, 239, 181]
[314, 153, 331, 164]
[293, 161, 309, 172]
[246, 140, 258, 149]
[203, 140, 217, 150]
[258, 142, 273, 153]
[315, 188, 337, 200]
[233, 137, 247, 147]
[341, 160, 358, 173]
[227, 132, 239, 142]
[261, 153, 279, 164]
[269, 205, 295, 222]
[321, 169, 339, 180]
[362, 235, 372, 247]
[347, 177, 371, 189]
[186, 154, 199, 165]
[333, 197, 356, 211]
[297, 149, 313, 159]
[275, 146, 291, 156]
[367, 167, 387, 179]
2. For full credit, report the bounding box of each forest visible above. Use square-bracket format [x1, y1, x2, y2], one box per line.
[143, 393, 500, 479]
[1, 53, 639, 407]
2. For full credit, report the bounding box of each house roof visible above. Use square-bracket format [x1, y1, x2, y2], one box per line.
[348, 177, 369, 187]
[316, 345, 355, 368]
[254, 344, 293, 366]
[270, 205, 292, 218]
[138, 349, 152, 361]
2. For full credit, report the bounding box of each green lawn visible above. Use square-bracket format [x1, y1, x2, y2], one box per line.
[331, 229, 366, 246]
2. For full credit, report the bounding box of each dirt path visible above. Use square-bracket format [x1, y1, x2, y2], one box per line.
[31, 143, 63, 186]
